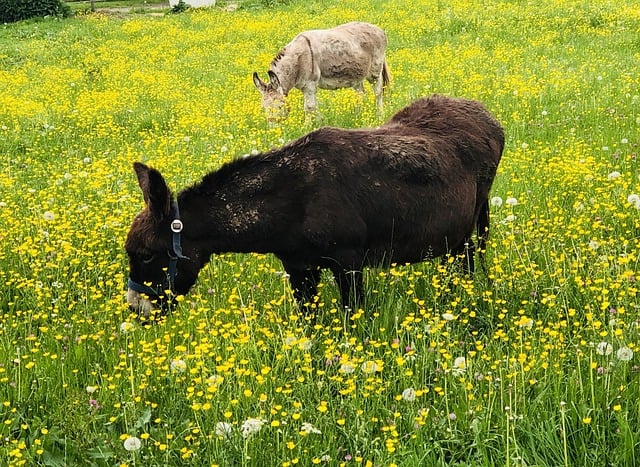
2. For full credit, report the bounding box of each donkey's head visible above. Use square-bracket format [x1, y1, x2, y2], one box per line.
[253, 70, 289, 122]
[125, 162, 198, 318]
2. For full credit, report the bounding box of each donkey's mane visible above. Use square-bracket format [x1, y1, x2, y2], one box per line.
[270, 48, 288, 67]
[178, 153, 270, 201]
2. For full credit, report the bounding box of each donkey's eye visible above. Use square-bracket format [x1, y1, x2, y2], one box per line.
[141, 254, 157, 264]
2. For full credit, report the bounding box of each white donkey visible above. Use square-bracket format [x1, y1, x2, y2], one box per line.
[253, 21, 390, 121]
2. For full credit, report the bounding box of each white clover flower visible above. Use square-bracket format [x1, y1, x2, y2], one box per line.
[86, 385, 97, 394]
[490, 196, 503, 207]
[240, 417, 266, 438]
[170, 359, 187, 373]
[505, 197, 518, 207]
[608, 171, 621, 180]
[300, 422, 322, 435]
[402, 387, 417, 402]
[596, 341, 613, 356]
[123, 436, 142, 451]
[214, 421, 234, 439]
[452, 356, 467, 376]
[616, 346, 634, 362]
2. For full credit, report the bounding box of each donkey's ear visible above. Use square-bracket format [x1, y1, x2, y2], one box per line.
[253, 72, 267, 93]
[267, 70, 282, 91]
[133, 162, 172, 220]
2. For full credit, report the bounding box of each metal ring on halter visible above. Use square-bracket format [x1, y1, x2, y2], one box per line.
[171, 219, 183, 233]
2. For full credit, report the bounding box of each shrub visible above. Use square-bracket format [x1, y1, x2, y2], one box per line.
[169, 0, 190, 14]
[0, 0, 71, 23]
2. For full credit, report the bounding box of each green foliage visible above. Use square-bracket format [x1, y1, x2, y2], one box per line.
[169, 0, 190, 14]
[0, 0, 71, 23]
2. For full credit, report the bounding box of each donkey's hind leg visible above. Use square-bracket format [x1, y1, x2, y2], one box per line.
[444, 239, 476, 275]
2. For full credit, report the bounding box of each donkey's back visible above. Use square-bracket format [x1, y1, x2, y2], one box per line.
[306, 22, 389, 90]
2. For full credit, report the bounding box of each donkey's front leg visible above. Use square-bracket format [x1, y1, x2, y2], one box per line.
[282, 262, 322, 312]
[302, 84, 319, 114]
[331, 267, 364, 312]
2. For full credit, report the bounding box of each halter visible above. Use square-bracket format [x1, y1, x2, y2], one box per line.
[127, 202, 189, 302]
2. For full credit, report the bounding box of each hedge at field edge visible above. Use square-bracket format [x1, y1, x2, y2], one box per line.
[0, 0, 71, 23]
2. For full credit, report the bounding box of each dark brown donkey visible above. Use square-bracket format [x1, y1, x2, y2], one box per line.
[125, 94, 504, 316]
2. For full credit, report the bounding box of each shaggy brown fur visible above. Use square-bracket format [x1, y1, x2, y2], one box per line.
[125, 94, 504, 314]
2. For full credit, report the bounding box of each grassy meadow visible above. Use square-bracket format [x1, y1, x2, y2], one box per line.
[1, 0, 640, 465]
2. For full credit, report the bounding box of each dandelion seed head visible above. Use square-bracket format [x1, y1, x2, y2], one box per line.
[170, 359, 187, 373]
[402, 387, 417, 402]
[215, 421, 233, 439]
[123, 436, 142, 451]
[300, 422, 322, 434]
[490, 196, 503, 207]
[596, 341, 613, 356]
[240, 417, 266, 438]
[339, 362, 356, 374]
[452, 356, 467, 376]
[361, 360, 380, 373]
[617, 346, 633, 362]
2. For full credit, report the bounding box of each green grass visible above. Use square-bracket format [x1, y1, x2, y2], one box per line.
[1, 0, 640, 465]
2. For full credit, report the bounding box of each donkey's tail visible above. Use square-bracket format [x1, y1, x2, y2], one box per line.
[382, 60, 390, 90]
[476, 198, 490, 271]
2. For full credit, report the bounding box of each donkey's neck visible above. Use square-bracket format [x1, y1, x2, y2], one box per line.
[176, 156, 292, 262]
[270, 35, 314, 93]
